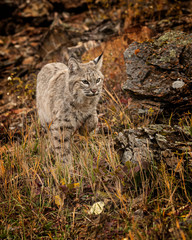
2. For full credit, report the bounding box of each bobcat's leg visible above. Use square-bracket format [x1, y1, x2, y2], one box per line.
[79, 113, 98, 136]
[50, 121, 74, 162]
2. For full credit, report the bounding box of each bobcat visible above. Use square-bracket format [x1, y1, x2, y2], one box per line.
[36, 53, 103, 162]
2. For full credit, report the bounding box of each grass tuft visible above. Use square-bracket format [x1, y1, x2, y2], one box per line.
[0, 96, 192, 239]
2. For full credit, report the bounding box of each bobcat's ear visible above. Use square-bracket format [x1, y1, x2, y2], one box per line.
[68, 58, 80, 73]
[93, 52, 103, 70]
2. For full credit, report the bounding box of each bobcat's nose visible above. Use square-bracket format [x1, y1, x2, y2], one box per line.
[91, 89, 97, 94]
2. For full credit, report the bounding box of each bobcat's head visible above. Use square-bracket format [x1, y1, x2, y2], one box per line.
[68, 53, 104, 101]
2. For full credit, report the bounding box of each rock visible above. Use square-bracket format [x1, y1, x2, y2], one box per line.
[19, 1, 53, 18]
[82, 20, 121, 42]
[148, 14, 192, 34]
[49, 0, 87, 10]
[133, 209, 144, 220]
[123, 31, 192, 121]
[172, 80, 185, 89]
[38, 13, 120, 64]
[116, 124, 192, 171]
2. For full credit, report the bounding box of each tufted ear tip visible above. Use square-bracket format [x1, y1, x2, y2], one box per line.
[68, 57, 80, 73]
[93, 52, 103, 70]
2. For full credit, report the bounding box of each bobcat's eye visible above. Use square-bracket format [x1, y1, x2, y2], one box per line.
[96, 78, 101, 84]
[82, 80, 89, 85]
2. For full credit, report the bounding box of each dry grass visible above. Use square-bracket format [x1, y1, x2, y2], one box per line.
[0, 91, 192, 239]
[0, 34, 192, 239]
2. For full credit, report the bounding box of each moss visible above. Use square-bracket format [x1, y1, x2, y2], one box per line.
[159, 56, 171, 63]
[169, 49, 177, 58]
[158, 49, 176, 63]
[155, 31, 192, 47]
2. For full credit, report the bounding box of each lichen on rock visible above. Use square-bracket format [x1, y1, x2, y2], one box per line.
[123, 30, 192, 121]
[116, 124, 192, 171]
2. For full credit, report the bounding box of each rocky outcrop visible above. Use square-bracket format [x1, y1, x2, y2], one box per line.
[123, 31, 192, 122]
[116, 124, 192, 171]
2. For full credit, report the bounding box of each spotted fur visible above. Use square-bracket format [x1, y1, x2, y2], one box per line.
[36, 54, 103, 162]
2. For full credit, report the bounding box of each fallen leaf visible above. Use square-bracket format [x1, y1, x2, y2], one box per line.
[54, 195, 63, 207]
[88, 201, 105, 215]
[60, 178, 65, 185]
[67, 182, 80, 189]
[71, 182, 80, 188]
[59, 181, 80, 193]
